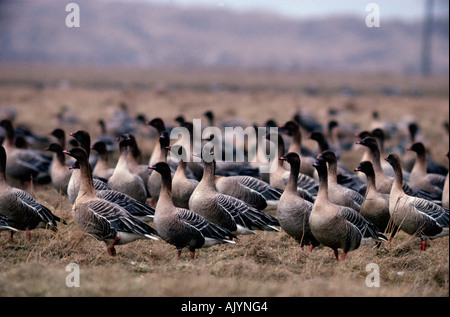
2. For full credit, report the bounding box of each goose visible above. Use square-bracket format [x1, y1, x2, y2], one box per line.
[169, 145, 199, 209]
[355, 137, 440, 201]
[67, 130, 111, 204]
[147, 118, 168, 166]
[443, 152, 449, 210]
[0, 119, 51, 187]
[149, 162, 235, 259]
[267, 131, 318, 201]
[384, 154, 449, 251]
[91, 141, 114, 181]
[277, 152, 320, 250]
[147, 131, 171, 204]
[125, 134, 150, 191]
[354, 161, 400, 238]
[63, 147, 159, 256]
[0, 214, 18, 233]
[215, 175, 282, 211]
[108, 136, 147, 203]
[68, 160, 155, 223]
[318, 150, 364, 212]
[45, 143, 72, 194]
[309, 157, 387, 261]
[49, 128, 68, 148]
[188, 149, 280, 235]
[407, 142, 446, 197]
[94, 119, 117, 153]
[0, 145, 64, 242]
[280, 120, 315, 177]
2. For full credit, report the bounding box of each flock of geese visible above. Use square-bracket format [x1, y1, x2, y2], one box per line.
[0, 106, 448, 261]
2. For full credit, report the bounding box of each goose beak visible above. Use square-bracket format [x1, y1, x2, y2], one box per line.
[354, 167, 360, 172]
[165, 146, 171, 150]
[279, 156, 286, 161]
[355, 141, 361, 144]
[148, 165, 156, 170]
[62, 150, 70, 155]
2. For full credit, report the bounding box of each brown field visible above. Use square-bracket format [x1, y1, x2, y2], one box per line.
[0, 64, 448, 298]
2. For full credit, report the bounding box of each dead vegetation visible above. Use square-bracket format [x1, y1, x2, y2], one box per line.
[0, 66, 448, 297]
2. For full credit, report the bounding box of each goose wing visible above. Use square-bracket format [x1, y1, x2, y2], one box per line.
[216, 194, 280, 231]
[96, 190, 154, 220]
[0, 214, 18, 232]
[236, 176, 282, 201]
[411, 196, 449, 228]
[12, 149, 51, 173]
[11, 188, 63, 227]
[175, 207, 236, 241]
[88, 199, 159, 239]
[338, 205, 385, 240]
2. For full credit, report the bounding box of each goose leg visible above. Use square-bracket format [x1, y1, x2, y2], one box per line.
[308, 245, 313, 252]
[420, 240, 427, 251]
[177, 249, 182, 260]
[107, 236, 120, 256]
[190, 251, 195, 260]
[9, 230, 14, 242]
[341, 253, 347, 261]
[333, 249, 339, 262]
[26, 230, 31, 242]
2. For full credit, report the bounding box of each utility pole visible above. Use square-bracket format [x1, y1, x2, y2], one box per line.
[420, 0, 434, 76]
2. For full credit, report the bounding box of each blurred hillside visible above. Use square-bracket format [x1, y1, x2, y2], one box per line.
[0, 0, 448, 74]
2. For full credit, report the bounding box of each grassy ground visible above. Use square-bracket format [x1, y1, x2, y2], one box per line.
[0, 65, 448, 297]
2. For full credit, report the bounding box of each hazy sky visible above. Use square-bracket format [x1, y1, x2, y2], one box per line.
[140, 0, 435, 20]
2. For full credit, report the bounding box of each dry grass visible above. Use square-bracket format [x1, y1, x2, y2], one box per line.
[0, 65, 448, 297]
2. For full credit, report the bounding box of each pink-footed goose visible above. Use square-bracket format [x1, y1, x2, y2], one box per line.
[309, 157, 387, 261]
[0, 119, 51, 187]
[147, 131, 171, 204]
[168, 145, 199, 209]
[266, 131, 318, 202]
[385, 154, 448, 251]
[188, 149, 280, 235]
[107, 136, 147, 203]
[90, 141, 114, 181]
[45, 143, 72, 195]
[63, 147, 159, 256]
[277, 152, 320, 250]
[149, 162, 235, 260]
[354, 161, 400, 239]
[407, 142, 446, 197]
[443, 152, 449, 210]
[318, 150, 364, 212]
[280, 120, 316, 177]
[356, 137, 440, 201]
[67, 130, 111, 204]
[0, 145, 65, 242]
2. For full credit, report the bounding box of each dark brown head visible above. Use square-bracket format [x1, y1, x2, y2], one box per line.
[279, 152, 300, 165]
[407, 142, 426, 156]
[355, 137, 379, 150]
[46, 143, 64, 154]
[317, 150, 337, 164]
[91, 141, 108, 155]
[63, 147, 89, 163]
[146, 118, 166, 133]
[280, 121, 299, 137]
[148, 162, 172, 178]
[354, 160, 375, 176]
[69, 130, 91, 153]
[384, 153, 402, 170]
